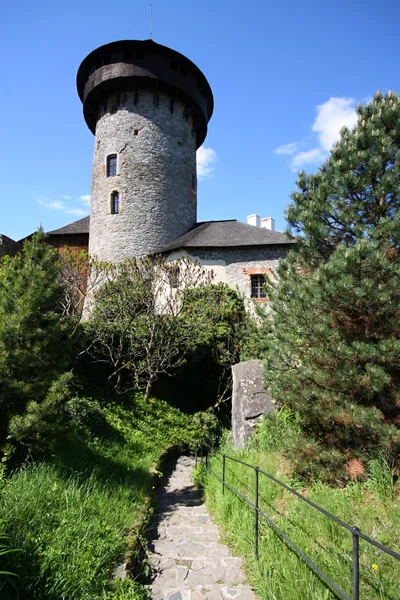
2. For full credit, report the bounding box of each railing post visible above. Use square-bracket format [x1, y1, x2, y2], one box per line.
[222, 454, 226, 495]
[352, 526, 360, 600]
[255, 467, 259, 559]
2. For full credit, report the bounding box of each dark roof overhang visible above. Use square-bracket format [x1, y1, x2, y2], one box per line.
[77, 40, 213, 148]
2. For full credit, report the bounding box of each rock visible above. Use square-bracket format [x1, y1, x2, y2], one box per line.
[231, 360, 275, 448]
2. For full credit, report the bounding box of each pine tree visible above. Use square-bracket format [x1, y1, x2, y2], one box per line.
[0, 230, 73, 445]
[264, 92, 400, 481]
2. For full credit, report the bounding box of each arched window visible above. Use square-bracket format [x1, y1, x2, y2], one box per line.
[111, 191, 119, 214]
[106, 154, 117, 177]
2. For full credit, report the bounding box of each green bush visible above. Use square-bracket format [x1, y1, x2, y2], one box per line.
[8, 373, 74, 454]
[65, 396, 111, 437]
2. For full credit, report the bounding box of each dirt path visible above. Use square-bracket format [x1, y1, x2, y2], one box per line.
[148, 455, 256, 600]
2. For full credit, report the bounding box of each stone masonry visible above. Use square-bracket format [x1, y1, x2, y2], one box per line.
[90, 90, 197, 261]
[148, 456, 256, 600]
[232, 360, 275, 448]
[185, 247, 287, 299]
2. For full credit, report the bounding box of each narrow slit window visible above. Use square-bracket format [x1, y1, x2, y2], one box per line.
[168, 265, 180, 289]
[107, 154, 117, 177]
[250, 274, 266, 299]
[111, 191, 119, 214]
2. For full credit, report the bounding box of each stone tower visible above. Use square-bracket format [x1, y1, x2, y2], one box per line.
[77, 39, 213, 261]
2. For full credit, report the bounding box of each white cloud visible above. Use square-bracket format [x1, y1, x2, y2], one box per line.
[63, 195, 72, 200]
[312, 97, 358, 151]
[36, 195, 89, 217]
[65, 208, 88, 216]
[80, 194, 90, 206]
[275, 96, 359, 172]
[274, 142, 302, 156]
[290, 148, 327, 171]
[196, 146, 218, 179]
[48, 200, 66, 210]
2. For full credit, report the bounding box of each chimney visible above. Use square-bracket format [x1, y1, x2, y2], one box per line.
[247, 214, 261, 227]
[260, 217, 275, 231]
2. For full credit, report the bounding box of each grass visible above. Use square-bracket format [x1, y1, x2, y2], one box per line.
[196, 411, 400, 600]
[0, 394, 200, 599]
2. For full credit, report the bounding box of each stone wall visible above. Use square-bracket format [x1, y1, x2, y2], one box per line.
[196, 247, 288, 298]
[166, 246, 289, 301]
[90, 90, 197, 262]
[231, 360, 275, 448]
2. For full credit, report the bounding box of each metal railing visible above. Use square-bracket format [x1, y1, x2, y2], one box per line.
[199, 448, 400, 600]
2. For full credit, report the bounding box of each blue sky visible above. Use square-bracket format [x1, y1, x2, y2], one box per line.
[1, 0, 400, 240]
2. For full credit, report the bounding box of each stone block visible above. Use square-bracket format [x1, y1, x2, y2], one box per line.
[231, 360, 275, 448]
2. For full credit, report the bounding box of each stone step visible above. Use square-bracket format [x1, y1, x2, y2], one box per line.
[148, 456, 256, 600]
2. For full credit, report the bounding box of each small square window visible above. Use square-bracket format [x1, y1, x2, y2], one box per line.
[168, 266, 179, 288]
[250, 274, 266, 299]
[107, 154, 117, 177]
[111, 191, 119, 214]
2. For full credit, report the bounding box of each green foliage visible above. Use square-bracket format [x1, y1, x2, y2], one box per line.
[239, 305, 272, 362]
[86, 256, 214, 400]
[250, 408, 302, 453]
[1, 463, 139, 599]
[0, 230, 75, 447]
[201, 428, 400, 599]
[65, 395, 111, 437]
[261, 92, 400, 480]
[1, 394, 212, 599]
[174, 283, 247, 408]
[181, 283, 247, 365]
[287, 91, 400, 267]
[185, 411, 219, 453]
[100, 578, 150, 599]
[366, 456, 396, 502]
[7, 373, 111, 457]
[8, 373, 74, 454]
[0, 520, 19, 600]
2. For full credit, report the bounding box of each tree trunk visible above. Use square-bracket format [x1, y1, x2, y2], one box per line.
[144, 379, 153, 403]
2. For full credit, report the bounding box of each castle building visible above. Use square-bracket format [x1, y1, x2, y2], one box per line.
[4, 39, 294, 301]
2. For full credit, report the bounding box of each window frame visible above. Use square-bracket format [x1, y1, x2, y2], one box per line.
[250, 274, 266, 299]
[106, 154, 118, 177]
[110, 191, 120, 214]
